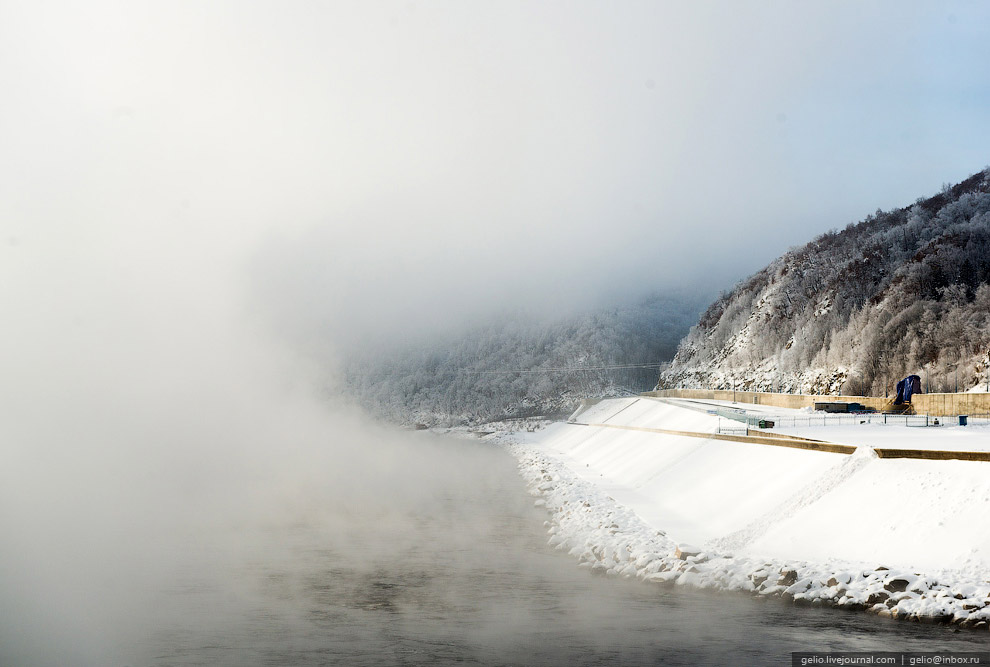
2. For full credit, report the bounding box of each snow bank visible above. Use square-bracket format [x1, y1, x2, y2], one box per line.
[500, 398, 990, 628]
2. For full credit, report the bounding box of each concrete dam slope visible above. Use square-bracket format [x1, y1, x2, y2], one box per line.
[507, 396, 990, 627]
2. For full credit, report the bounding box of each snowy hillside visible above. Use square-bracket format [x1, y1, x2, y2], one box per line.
[342, 293, 706, 426]
[659, 167, 990, 396]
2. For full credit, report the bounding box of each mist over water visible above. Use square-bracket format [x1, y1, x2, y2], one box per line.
[0, 210, 393, 663]
[31, 430, 990, 665]
[7, 420, 987, 666]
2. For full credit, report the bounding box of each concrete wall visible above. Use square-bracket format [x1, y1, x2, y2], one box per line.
[644, 388, 990, 416]
[912, 393, 990, 417]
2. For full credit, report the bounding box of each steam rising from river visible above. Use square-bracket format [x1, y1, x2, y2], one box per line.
[0, 203, 550, 665]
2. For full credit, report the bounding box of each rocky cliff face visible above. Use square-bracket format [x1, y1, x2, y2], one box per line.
[659, 168, 990, 396]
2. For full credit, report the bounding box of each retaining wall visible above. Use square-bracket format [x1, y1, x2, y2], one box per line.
[644, 388, 990, 417]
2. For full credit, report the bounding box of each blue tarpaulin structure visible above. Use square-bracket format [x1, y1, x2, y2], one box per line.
[894, 374, 922, 405]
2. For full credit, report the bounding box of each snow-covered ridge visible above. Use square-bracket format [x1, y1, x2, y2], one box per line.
[500, 398, 990, 628]
[338, 292, 706, 427]
[659, 167, 990, 397]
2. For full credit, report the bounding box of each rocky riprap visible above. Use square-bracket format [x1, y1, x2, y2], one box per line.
[510, 443, 990, 629]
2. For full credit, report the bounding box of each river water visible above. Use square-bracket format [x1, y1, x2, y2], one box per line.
[112, 432, 989, 666]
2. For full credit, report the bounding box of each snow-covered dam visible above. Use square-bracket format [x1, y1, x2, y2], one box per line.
[506, 396, 990, 629]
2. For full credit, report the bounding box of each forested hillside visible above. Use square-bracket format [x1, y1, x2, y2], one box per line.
[342, 293, 706, 426]
[659, 168, 990, 396]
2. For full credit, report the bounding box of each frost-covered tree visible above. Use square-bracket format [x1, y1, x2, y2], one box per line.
[659, 167, 990, 396]
[343, 292, 707, 426]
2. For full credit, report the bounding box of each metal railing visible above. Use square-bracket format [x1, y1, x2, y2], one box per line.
[661, 396, 987, 429]
[709, 408, 955, 429]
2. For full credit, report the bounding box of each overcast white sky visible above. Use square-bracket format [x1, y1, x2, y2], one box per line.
[2, 1, 989, 349]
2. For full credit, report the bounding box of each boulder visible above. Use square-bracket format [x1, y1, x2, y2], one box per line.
[778, 569, 799, 587]
[866, 591, 889, 606]
[884, 578, 910, 593]
[890, 607, 917, 622]
[675, 544, 702, 560]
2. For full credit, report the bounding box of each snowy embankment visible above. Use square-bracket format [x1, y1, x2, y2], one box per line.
[495, 397, 990, 627]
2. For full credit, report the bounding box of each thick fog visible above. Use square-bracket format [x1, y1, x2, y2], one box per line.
[2, 1, 990, 663]
[5, 3, 988, 349]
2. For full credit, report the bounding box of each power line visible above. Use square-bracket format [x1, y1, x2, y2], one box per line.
[456, 362, 665, 375]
